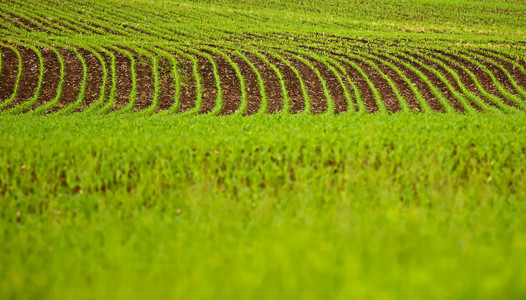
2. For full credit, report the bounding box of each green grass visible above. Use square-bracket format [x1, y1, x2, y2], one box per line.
[1, 113, 526, 299]
[2, 0, 526, 298]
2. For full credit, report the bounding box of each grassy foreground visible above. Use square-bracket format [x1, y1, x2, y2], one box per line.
[1, 113, 525, 299]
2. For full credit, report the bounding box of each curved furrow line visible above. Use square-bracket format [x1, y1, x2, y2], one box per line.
[381, 52, 448, 113]
[362, 51, 430, 112]
[81, 47, 108, 114]
[0, 43, 22, 110]
[22, 0, 111, 36]
[338, 54, 390, 113]
[396, 52, 461, 113]
[334, 54, 383, 113]
[191, 48, 222, 115]
[429, 52, 511, 113]
[454, 52, 525, 111]
[405, 52, 478, 114]
[466, 51, 526, 105]
[3, 43, 44, 115]
[54, 45, 88, 115]
[151, 48, 179, 114]
[480, 50, 526, 91]
[155, 48, 182, 115]
[252, 51, 287, 114]
[201, 46, 246, 116]
[241, 50, 283, 114]
[232, 50, 266, 115]
[176, 48, 203, 116]
[29, 44, 65, 115]
[283, 51, 331, 114]
[295, 48, 353, 114]
[265, 51, 305, 114]
[0, 9, 52, 35]
[132, 47, 160, 115]
[105, 46, 136, 114]
[323, 55, 365, 113]
[371, 51, 437, 113]
[7, 8, 76, 36]
[353, 51, 411, 113]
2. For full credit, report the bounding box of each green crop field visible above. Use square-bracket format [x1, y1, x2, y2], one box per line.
[1, 0, 526, 299]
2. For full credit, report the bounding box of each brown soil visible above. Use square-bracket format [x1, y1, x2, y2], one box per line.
[243, 52, 282, 114]
[196, 54, 217, 114]
[157, 57, 176, 111]
[8, 46, 39, 109]
[335, 56, 378, 113]
[265, 54, 304, 114]
[346, 55, 401, 112]
[207, 50, 241, 116]
[306, 55, 348, 114]
[25, 46, 61, 112]
[48, 48, 84, 113]
[134, 54, 154, 110]
[230, 53, 261, 115]
[379, 54, 444, 112]
[402, 52, 466, 113]
[175, 52, 197, 113]
[285, 54, 327, 114]
[110, 48, 133, 111]
[75, 48, 103, 111]
[474, 51, 526, 91]
[368, 55, 420, 111]
[0, 46, 19, 103]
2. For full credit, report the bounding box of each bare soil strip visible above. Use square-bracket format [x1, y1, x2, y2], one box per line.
[209, 51, 241, 115]
[244, 52, 282, 114]
[175, 53, 197, 114]
[230, 53, 261, 116]
[110, 48, 133, 112]
[347, 55, 401, 112]
[404, 53, 466, 113]
[196, 54, 217, 114]
[336, 57, 379, 113]
[307, 56, 348, 113]
[157, 57, 176, 111]
[8, 46, 39, 109]
[26, 46, 60, 112]
[0, 47, 18, 103]
[287, 54, 326, 114]
[49, 48, 83, 113]
[266, 54, 305, 114]
[75, 48, 102, 111]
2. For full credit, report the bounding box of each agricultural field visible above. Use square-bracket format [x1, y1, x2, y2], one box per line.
[1, 0, 526, 299]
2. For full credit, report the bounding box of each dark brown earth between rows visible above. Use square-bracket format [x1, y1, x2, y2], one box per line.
[1, 45, 525, 114]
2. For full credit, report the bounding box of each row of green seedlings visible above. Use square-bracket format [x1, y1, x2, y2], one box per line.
[264, 32, 526, 114]
[3, 1, 524, 115]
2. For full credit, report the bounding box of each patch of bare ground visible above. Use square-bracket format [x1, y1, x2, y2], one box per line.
[75, 48, 103, 111]
[434, 51, 497, 111]
[48, 48, 83, 113]
[109, 48, 133, 112]
[284, 53, 326, 114]
[243, 51, 282, 113]
[334, 55, 378, 113]
[266, 54, 304, 114]
[206, 50, 241, 116]
[25, 46, 61, 112]
[476, 51, 526, 91]
[194, 53, 217, 114]
[230, 53, 261, 115]
[305, 54, 348, 114]
[367, 55, 421, 111]
[8, 46, 39, 109]
[175, 52, 197, 113]
[402, 52, 466, 113]
[0, 47, 18, 104]
[157, 57, 176, 111]
[345, 55, 401, 112]
[134, 54, 154, 110]
[379, 54, 444, 112]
